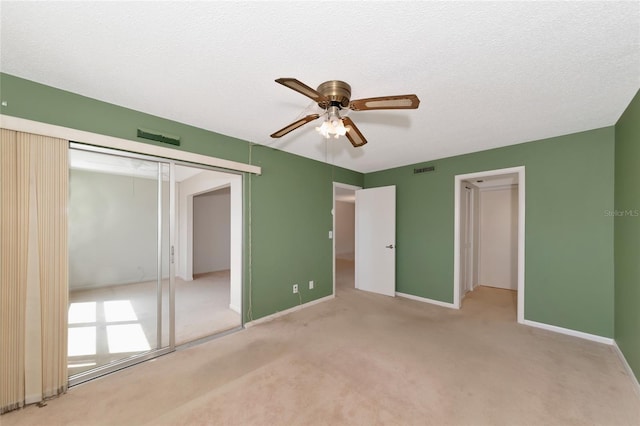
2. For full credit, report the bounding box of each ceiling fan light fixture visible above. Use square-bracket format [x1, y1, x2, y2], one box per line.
[315, 119, 347, 139]
[316, 106, 348, 139]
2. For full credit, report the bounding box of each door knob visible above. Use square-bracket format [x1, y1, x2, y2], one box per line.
[385, 244, 394, 249]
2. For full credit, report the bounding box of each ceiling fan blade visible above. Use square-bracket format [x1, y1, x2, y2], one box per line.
[349, 94, 420, 111]
[275, 78, 329, 104]
[270, 114, 320, 138]
[342, 117, 368, 148]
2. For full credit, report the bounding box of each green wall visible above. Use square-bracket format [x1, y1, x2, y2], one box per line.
[0, 73, 250, 163]
[246, 145, 360, 319]
[365, 128, 615, 337]
[614, 89, 640, 380]
[0, 73, 363, 322]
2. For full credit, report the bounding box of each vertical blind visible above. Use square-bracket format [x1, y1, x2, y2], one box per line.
[0, 129, 68, 414]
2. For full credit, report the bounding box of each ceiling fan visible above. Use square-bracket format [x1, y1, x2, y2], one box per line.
[270, 78, 420, 147]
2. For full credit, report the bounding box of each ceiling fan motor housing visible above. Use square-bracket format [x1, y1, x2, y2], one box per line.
[317, 80, 351, 108]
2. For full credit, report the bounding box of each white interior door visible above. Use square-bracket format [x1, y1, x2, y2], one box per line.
[355, 185, 396, 297]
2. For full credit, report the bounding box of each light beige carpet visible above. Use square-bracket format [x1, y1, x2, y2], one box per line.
[174, 271, 241, 344]
[5, 262, 639, 425]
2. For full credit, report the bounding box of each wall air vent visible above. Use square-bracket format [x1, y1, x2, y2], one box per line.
[414, 166, 435, 174]
[137, 128, 181, 146]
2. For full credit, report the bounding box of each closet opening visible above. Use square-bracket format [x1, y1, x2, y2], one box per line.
[454, 167, 525, 323]
[67, 143, 243, 385]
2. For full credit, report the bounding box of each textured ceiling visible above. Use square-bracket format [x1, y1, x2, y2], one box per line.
[1, 1, 638, 173]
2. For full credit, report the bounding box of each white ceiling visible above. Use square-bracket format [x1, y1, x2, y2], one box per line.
[2, 1, 638, 173]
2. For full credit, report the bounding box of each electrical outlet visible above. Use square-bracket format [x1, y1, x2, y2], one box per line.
[293, 284, 299, 294]
[309, 280, 314, 289]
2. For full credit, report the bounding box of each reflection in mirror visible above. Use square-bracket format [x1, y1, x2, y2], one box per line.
[68, 148, 162, 377]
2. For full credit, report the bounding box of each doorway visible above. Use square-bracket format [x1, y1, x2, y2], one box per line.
[454, 167, 525, 323]
[333, 183, 360, 294]
[174, 166, 242, 344]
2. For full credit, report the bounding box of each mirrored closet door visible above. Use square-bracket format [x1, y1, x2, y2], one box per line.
[67, 143, 243, 385]
[67, 145, 173, 384]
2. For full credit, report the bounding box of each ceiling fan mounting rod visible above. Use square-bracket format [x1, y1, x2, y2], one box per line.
[327, 105, 341, 118]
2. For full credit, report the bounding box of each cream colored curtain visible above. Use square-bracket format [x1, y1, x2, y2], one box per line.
[0, 129, 68, 414]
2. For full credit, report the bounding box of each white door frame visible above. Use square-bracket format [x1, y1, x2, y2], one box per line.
[460, 184, 475, 297]
[332, 182, 362, 296]
[453, 166, 525, 323]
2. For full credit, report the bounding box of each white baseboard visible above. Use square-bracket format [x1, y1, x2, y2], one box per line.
[229, 303, 241, 314]
[396, 292, 457, 309]
[522, 319, 614, 345]
[244, 295, 334, 328]
[613, 341, 640, 398]
[396, 293, 615, 346]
